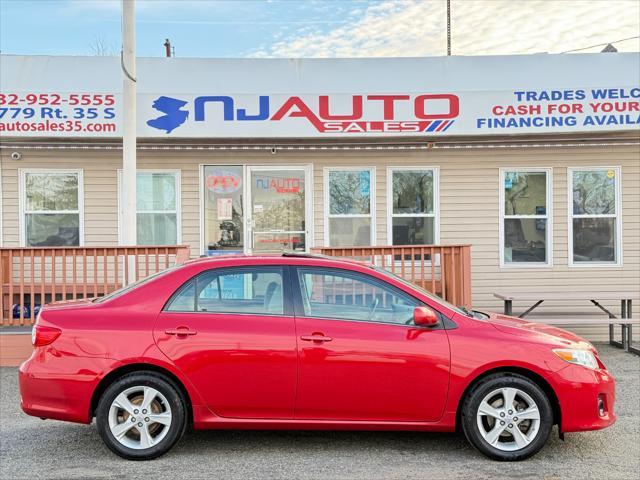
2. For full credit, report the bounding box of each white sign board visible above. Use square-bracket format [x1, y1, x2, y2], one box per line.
[216, 197, 233, 220]
[0, 53, 638, 138]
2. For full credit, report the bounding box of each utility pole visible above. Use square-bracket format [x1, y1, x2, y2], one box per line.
[121, 0, 137, 278]
[447, 0, 451, 56]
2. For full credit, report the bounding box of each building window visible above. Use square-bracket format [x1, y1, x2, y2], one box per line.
[20, 169, 83, 246]
[325, 168, 375, 247]
[387, 167, 438, 246]
[119, 170, 181, 245]
[500, 168, 552, 267]
[569, 167, 621, 266]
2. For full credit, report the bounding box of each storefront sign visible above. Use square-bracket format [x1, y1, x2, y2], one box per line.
[205, 171, 242, 193]
[1, 54, 638, 138]
[254, 176, 301, 193]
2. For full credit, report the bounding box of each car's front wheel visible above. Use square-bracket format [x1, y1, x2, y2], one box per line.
[96, 372, 187, 460]
[461, 373, 553, 461]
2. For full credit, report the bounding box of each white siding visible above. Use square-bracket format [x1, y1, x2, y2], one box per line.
[2, 142, 639, 341]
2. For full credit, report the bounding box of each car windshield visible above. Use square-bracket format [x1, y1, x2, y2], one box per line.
[93, 265, 179, 303]
[373, 266, 471, 317]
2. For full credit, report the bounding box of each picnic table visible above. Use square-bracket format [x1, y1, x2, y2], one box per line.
[493, 291, 638, 355]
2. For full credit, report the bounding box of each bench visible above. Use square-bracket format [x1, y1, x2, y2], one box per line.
[493, 291, 638, 355]
[524, 317, 640, 356]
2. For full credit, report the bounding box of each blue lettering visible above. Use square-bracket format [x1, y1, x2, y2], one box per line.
[591, 88, 640, 100]
[237, 96, 269, 121]
[194, 96, 234, 121]
[256, 177, 269, 189]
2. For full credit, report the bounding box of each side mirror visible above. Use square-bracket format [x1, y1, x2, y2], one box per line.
[413, 306, 439, 327]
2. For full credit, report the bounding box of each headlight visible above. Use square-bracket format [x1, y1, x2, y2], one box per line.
[553, 349, 599, 370]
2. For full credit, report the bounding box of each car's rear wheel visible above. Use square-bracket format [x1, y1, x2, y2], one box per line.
[461, 373, 553, 461]
[96, 372, 186, 460]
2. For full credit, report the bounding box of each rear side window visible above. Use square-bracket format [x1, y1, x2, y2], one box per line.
[94, 265, 179, 303]
[165, 267, 285, 315]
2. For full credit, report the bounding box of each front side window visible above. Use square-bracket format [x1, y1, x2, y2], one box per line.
[296, 268, 419, 325]
[136, 171, 180, 245]
[570, 168, 621, 265]
[325, 168, 374, 247]
[166, 267, 285, 315]
[388, 168, 437, 246]
[22, 170, 83, 246]
[500, 169, 551, 266]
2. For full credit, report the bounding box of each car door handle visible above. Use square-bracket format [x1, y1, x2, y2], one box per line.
[300, 334, 332, 343]
[165, 327, 197, 336]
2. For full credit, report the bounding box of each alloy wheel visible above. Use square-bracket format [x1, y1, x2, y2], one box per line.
[475, 387, 541, 452]
[108, 386, 173, 450]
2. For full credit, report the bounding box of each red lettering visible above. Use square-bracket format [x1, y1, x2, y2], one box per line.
[366, 95, 410, 120]
[414, 94, 459, 119]
[319, 95, 363, 120]
[270, 96, 325, 131]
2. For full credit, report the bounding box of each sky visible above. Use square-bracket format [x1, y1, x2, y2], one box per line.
[0, 0, 638, 58]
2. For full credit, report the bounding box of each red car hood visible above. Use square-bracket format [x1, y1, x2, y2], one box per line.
[483, 312, 595, 350]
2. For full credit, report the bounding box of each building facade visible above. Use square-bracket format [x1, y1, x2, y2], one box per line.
[1, 53, 639, 338]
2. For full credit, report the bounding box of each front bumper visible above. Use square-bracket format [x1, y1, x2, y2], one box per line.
[552, 363, 616, 433]
[19, 348, 109, 424]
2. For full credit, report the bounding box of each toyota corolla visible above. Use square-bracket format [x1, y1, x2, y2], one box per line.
[19, 254, 615, 461]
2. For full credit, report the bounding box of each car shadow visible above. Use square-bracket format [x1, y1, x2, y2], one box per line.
[176, 428, 470, 454]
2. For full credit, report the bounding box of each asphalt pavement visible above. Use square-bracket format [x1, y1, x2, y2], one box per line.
[1, 343, 638, 480]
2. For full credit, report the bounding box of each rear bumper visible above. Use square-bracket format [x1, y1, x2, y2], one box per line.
[19, 348, 108, 424]
[553, 363, 616, 433]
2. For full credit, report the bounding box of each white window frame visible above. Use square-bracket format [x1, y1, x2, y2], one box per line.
[117, 169, 182, 245]
[19, 168, 85, 247]
[567, 166, 622, 267]
[323, 166, 376, 247]
[499, 167, 553, 268]
[386, 166, 440, 246]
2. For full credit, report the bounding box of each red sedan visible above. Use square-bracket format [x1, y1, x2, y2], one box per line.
[19, 254, 615, 461]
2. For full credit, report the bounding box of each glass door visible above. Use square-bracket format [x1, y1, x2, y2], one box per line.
[247, 166, 310, 253]
[202, 165, 244, 256]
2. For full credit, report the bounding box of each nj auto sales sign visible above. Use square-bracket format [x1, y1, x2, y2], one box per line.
[0, 53, 638, 138]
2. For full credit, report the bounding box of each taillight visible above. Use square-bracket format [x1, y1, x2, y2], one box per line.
[32, 325, 61, 347]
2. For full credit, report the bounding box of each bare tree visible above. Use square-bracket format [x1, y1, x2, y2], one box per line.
[89, 35, 116, 56]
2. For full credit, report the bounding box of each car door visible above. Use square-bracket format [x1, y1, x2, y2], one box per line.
[292, 266, 451, 422]
[154, 265, 298, 419]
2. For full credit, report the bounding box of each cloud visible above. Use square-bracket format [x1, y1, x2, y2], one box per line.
[250, 0, 640, 57]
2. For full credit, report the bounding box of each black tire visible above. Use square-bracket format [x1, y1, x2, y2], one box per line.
[96, 371, 187, 460]
[461, 373, 553, 461]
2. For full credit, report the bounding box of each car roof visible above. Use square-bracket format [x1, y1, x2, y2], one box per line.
[183, 252, 370, 268]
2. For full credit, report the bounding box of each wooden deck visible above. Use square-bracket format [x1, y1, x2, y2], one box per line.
[312, 244, 472, 308]
[1, 245, 191, 326]
[0, 243, 473, 365]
